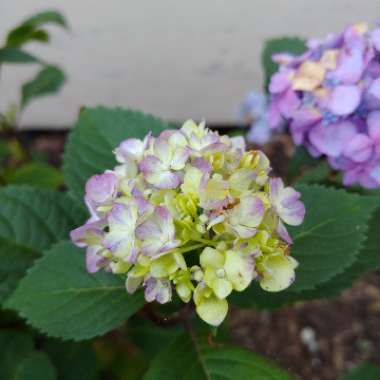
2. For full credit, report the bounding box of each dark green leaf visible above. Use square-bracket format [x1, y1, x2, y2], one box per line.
[232, 188, 379, 308]
[287, 146, 318, 181]
[6, 10, 67, 47]
[127, 316, 183, 360]
[296, 162, 331, 185]
[13, 351, 57, 380]
[0, 48, 40, 64]
[339, 363, 380, 380]
[0, 186, 86, 303]
[6, 26, 49, 48]
[288, 185, 376, 291]
[0, 330, 34, 379]
[6, 162, 63, 189]
[20, 10, 67, 29]
[63, 107, 175, 202]
[21, 65, 65, 107]
[44, 340, 98, 380]
[261, 37, 306, 92]
[6, 241, 145, 340]
[143, 332, 295, 380]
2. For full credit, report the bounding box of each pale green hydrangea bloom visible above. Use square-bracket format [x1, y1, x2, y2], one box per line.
[71, 120, 305, 326]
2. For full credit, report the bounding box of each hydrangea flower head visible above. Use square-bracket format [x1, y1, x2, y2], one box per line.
[268, 22, 380, 188]
[71, 120, 305, 326]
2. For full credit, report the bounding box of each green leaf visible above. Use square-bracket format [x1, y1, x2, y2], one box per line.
[6, 10, 67, 48]
[295, 162, 331, 185]
[21, 65, 66, 107]
[287, 146, 317, 182]
[0, 47, 40, 64]
[143, 332, 295, 380]
[5, 162, 63, 189]
[288, 185, 376, 291]
[20, 10, 67, 29]
[339, 363, 380, 380]
[5, 241, 145, 340]
[6, 26, 50, 48]
[232, 187, 378, 308]
[43, 340, 98, 380]
[0, 330, 34, 379]
[63, 107, 175, 202]
[13, 351, 57, 380]
[0, 186, 86, 303]
[127, 316, 184, 360]
[261, 37, 306, 93]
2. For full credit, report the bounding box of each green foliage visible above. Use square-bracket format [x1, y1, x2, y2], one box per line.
[339, 363, 380, 380]
[21, 65, 66, 108]
[6, 10, 67, 48]
[0, 186, 86, 303]
[143, 332, 295, 379]
[6, 241, 145, 340]
[43, 339, 98, 380]
[127, 316, 184, 360]
[0, 330, 56, 380]
[5, 162, 63, 189]
[0, 330, 34, 378]
[232, 187, 379, 308]
[288, 185, 376, 291]
[295, 162, 331, 185]
[12, 351, 57, 380]
[0, 9, 67, 119]
[0, 47, 40, 64]
[261, 37, 306, 92]
[63, 107, 175, 202]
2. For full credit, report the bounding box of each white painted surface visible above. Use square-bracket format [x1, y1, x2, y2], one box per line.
[0, 0, 378, 128]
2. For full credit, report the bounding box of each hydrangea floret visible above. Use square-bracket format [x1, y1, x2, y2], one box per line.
[71, 120, 305, 326]
[268, 22, 380, 188]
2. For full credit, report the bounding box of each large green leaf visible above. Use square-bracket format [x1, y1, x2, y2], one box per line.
[288, 185, 376, 291]
[13, 351, 57, 380]
[5, 162, 63, 189]
[232, 188, 379, 308]
[0, 330, 34, 379]
[0, 47, 40, 64]
[63, 107, 175, 202]
[0, 330, 56, 380]
[21, 65, 66, 107]
[6, 10, 67, 48]
[5, 241, 145, 340]
[295, 162, 331, 185]
[339, 363, 380, 380]
[43, 340, 98, 380]
[261, 37, 306, 92]
[0, 186, 86, 303]
[143, 332, 295, 380]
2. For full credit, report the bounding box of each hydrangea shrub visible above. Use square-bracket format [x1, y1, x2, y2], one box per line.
[268, 23, 380, 188]
[70, 120, 305, 326]
[0, 103, 379, 379]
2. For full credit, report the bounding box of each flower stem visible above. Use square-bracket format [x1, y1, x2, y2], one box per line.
[191, 237, 218, 247]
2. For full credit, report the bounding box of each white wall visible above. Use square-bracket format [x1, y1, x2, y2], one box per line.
[0, 0, 379, 129]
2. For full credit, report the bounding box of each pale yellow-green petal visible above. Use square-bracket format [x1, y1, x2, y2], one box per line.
[150, 255, 178, 278]
[110, 260, 132, 274]
[224, 250, 254, 292]
[125, 275, 143, 294]
[196, 294, 228, 326]
[259, 255, 298, 292]
[181, 166, 203, 195]
[200, 247, 225, 269]
[176, 282, 192, 303]
[212, 278, 232, 299]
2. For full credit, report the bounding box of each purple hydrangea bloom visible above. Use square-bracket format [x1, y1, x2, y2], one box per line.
[268, 23, 380, 188]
